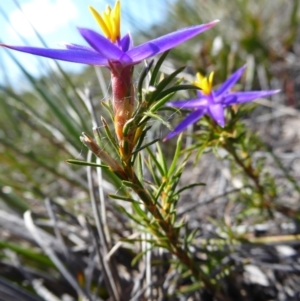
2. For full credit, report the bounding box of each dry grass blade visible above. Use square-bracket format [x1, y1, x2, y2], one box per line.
[23, 211, 92, 301]
[0, 276, 44, 301]
[86, 151, 122, 301]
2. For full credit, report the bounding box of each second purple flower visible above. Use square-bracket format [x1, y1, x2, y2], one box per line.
[165, 65, 280, 140]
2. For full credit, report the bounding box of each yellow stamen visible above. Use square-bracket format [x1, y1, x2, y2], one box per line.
[193, 71, 214, 95]
[89, 1, 120, 43]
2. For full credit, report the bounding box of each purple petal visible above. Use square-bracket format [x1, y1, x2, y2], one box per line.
[222, 94, 237, 106]
[223, 90, 280, 105]
[207, 103, 225, 127]
[164, 108, 207, 141]
[63, 43, 96, 52]
[0, 44, 108, 65]
[78, 28, 132, 64]
[167, 98, 208, 108]
[127, 20, 219, 63]
[215, 65, 247, 97]
[120, 33, 133, 52]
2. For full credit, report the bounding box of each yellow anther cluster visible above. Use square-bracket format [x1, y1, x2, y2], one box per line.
[193, 71, 214, 95]
[89, 1, 120, 43]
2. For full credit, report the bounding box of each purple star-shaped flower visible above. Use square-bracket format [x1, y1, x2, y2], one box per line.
[0, 22, 219, 69]
[165, 65, 280, 140]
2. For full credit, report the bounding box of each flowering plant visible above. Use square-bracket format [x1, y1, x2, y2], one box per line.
[2, 1, 293, 300]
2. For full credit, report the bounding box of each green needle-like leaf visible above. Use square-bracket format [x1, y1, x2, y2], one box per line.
[66, 159, 109, 169]
[137, 60, 154, 102]
[146, 147, 165, 177]
[175, 183, 206, 196]
[156, 142, 168, 176]
[143, 111, 172, 130]
[0, 240, 55, 268]
[149, 66, 186, 103]
[109, 194, 140, 203]
[149, 50, 170, 87]
[168, 133, 183, 177]
[155, 84, 199, 100]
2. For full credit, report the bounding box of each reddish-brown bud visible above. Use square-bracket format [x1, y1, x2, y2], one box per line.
[109, 62, 134, 143]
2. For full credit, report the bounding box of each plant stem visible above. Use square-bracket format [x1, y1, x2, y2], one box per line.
[128, 172, 213, 286]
